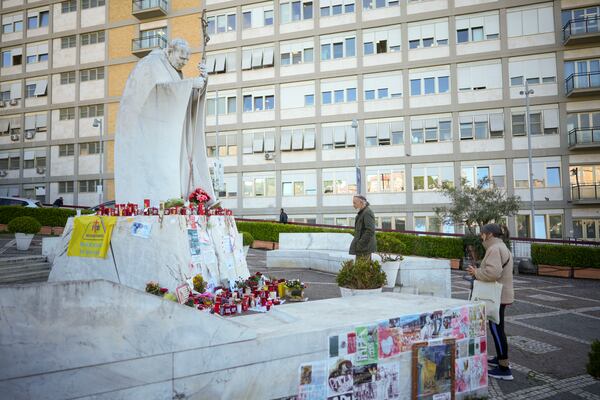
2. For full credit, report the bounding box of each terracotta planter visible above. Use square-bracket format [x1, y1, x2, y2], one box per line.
[39, 226, 52, 235]
[251, 240, 279, 250]
[52, 226, 65, 236]
[573, 268, 600, 280]
[450, 259, 461, 270]
[0, 224, 7, 232]
[538, 265, 572, 278]
[339, 287, 383, 297]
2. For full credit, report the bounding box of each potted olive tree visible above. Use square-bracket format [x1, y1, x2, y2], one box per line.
[8, 216, 41, 251]
[336, 257, 387, 297]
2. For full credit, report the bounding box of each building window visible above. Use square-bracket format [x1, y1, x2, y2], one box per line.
[462, 163, 506, 188]
[2, 14, 24, 34]
[514, 159, 561, 188]
[321, 35, 356, 60]
[242, 94, 274, 112]
[412, 164, 454, 191]
[80, 67, 105, 82]
[410, 75, 450, 96]
[59, 108, 75, 121]
[80, 104, 104, 118]
[81, 31, 105, 46]
[207, 95, 236, 116]
[80, 142, 102, 155]
[207, 12, 237, 35]
[58, 181, 74, 193]
[507, 4, 554, 38]
[280, 1, 313, 24]
[59, 144, 75, 156]
[511, 109, 558, 136]
[60, 71, 76, 85]
[321, 0, 355, 17]
[363, 0, 398, 10]
[243, 176, 276, 197]
[280, 126, 316, 151]
[206, 134, 237, 158]
[322, 125, 356, 149]
[410, 118, 452, 144]
[61, 35, 77, 49]
[408, 20, 449, 49]
[459, 113, 504, 140]
[363, 27, 401, 55]
[62, 0, 77, 13]
[280, 41, 314, 65]
[81, 0, 105, 10]
[321, 87, 357, 104]
[323, 168, 357, 194]
[241, 47, 275, 70]
[27, 11, 49, 30]
[79, 179, 100, 193]
[456, 12, 500, 43]
[365, 120, 403, 146]
[509, 56, 557, 87]
[242, 5, 274, 29]
[366, 167, 405, 193]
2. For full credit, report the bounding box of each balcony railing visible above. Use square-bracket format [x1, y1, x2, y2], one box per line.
[563, 15, 600, 43]
[568, 127, 600, 148]
[571, 184, 600, 202]
[565, 71, 600, 96]
[132, 0, 168, 18]
[132, 34, 167, 56]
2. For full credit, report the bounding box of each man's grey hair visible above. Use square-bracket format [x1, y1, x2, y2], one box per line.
[353, 195, 368, 204]
[168, 38, 190, 52]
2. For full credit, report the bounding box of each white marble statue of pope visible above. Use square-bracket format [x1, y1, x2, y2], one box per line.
[114, 38, 216, 208]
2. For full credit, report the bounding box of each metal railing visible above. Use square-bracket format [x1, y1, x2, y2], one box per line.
[131, 34, 167, 52]
[571, 184, 600, 201]
[565, 71, 600, 94]
[132, 0, 168, 13]
[568, 126, 600, 147]
[562, 15, 600, 42]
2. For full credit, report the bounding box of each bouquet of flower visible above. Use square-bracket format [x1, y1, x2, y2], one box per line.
[285, 279, 307, 291]
[192, 274, 207, 293]
[145, 281, 160, 296]
[188, 187, 211, 205]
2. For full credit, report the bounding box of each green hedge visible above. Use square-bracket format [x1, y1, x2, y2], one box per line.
[532, 243, 600, 269]
[0, 206, 92, 227]
[235, 220, 464, 259]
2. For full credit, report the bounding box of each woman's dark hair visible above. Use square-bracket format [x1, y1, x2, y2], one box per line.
[482, 223, 510, 240]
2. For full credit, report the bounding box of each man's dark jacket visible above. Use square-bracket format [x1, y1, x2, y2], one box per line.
[349, 206, 377, 255]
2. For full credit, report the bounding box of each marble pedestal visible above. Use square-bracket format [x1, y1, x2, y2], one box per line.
[0, 280, 487, 400]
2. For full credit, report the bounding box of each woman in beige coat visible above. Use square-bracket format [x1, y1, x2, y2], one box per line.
[467, 223, 514, 381]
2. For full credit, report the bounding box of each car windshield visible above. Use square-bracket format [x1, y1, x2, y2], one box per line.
[34, 201, 42, 207]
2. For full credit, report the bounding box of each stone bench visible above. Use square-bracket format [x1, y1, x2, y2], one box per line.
[266, 232, 451, 298]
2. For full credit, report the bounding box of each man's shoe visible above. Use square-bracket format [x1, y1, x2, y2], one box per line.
[488, 357, 499, 368]
[488, 367, 514, 381]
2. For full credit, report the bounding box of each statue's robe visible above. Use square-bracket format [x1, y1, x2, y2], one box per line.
[114, 49, 216, 207]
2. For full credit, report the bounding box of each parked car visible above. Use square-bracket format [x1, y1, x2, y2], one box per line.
[87, 200, 115, 212]
[0, 196, 42, 208]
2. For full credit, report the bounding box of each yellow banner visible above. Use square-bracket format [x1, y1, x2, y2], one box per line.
[67, 216, 117, 259]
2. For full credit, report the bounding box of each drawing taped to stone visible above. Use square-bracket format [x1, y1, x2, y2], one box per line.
[356, 326, 379, 366]
[378, 320, 402, 359]
[455, 354, 487, 393]
[298, 360, 327, 400]
[469, 304, 486, 338]
[327, 357, 354, 398]
[411, 340, 455, 400]
[376, 360, 401, 400]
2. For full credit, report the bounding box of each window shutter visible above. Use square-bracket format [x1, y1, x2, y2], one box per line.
[263, 48, 274, 67]
[489, 113, 504, 132]
[252, 133, 264, 152]
[435, 21, 448, 40]
[35, 113, 47, 128]
[25, 115, 36, 130]
[292, 130, 303, 150]
[543, 109, 559, 129]
[264, 132, 275, 152]
[304, 129, 315, 149]
[281, 130, 292, 150]
[484, 14, 499, 36]
[34, 80, 48, 96]
[346, 127, 356, 146]
[206, 56, 216, 73]
[215, 54, 226, 73]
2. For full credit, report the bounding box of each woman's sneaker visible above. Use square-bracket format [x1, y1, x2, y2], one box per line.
[488, 357, 499, 368]
[488, 366, 514, 381]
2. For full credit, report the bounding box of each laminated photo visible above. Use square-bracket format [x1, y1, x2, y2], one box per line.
[411, 340, 455, 400]
[378, 320, 402, 359]
[468, 304, 486, 338]
[187, 229, 201, 256]
[354, 381, 377, 400]
[376, 360, 401, 400]
[455, 354, 487, 393]
[399, 314, 422, 353]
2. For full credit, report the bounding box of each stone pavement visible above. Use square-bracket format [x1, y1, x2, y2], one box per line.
[247, 249, 600, 400]
[0, 233, 43, 258]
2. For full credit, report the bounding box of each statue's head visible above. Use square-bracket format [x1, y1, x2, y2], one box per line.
[166, 39, 190, 71]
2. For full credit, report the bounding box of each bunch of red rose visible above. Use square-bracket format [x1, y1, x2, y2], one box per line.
[188, 187, 211, 205]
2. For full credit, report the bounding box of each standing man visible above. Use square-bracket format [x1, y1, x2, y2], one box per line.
[349, 195, 377, 261]
[279, 208, 288, 224]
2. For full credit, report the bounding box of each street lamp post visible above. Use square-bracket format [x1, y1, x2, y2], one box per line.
[351, 119, 361, 195]
[520, 82, 536, 238]
[92, 118, 103, 205]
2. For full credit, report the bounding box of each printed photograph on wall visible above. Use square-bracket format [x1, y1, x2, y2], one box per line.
[399, 314, 422, 352]
[298, 360, 327, 400]
[355, 325, 379, 366]
[455, 354, 488, 393]
[411, 340, 456, 400]
[378, 320, 402, 359]
[353, 363, 378, 400]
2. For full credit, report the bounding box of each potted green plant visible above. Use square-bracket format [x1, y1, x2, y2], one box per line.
[8, 216, 41, 251]
[377, 252, 403, 288]
[336, 258, 387, 297]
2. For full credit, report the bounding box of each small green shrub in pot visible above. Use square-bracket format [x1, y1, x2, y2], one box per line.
[240, 231, 254, 247]
[336, 258, 387, 290]
[8, 216, 42, 234]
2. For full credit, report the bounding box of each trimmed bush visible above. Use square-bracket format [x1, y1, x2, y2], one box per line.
[0, 206, 92, 227]
[240, 231, 254, 246]
[235, 220, 464, 259]
[8, 216, 41, 234]
[588, 340, 600, 378]
[532, 243, 600, 269]
[336, 258, 387, 289]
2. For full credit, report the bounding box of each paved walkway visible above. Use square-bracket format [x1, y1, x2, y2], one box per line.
[0, 233, 43, 258]
[247, 249, 600, 400]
